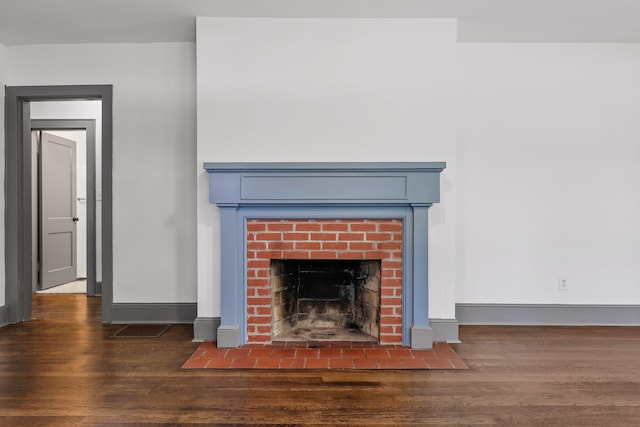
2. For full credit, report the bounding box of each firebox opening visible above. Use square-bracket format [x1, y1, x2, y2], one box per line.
[271, 259, 381, 342]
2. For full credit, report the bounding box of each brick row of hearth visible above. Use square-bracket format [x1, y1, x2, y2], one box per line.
[182, 341, 468, 370]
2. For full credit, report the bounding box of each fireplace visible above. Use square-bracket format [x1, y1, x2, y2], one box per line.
[204, 162, 446, 349]
[271, 259, 381, 342]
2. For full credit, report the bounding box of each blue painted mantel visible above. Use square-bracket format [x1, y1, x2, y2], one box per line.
[203, 162, 446, 349]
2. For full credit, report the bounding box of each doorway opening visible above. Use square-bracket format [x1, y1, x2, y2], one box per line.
[31, 115, 100, 297]
[4, 85, 113, 324]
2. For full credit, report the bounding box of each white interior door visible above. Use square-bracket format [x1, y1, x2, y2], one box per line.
[40, 131, 78, 289]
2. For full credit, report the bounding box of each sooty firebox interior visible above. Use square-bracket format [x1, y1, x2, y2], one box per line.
[271, 259, 381, 342]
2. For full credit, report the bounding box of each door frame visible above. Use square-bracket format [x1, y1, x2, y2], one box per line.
[5, 85, 113, 323]
[32, 120, 98, 296]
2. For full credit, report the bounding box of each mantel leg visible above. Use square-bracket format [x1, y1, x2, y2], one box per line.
[216, 206, 241, 348]
[411, 204, 433, 349]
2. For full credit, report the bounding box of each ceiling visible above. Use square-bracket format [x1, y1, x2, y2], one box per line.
[1, 0, 640, 46]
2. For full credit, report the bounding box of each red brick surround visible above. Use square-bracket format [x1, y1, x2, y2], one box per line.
[246, 219, 403, 344]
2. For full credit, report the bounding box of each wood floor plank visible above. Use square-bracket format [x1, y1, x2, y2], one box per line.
[0, 294, 639, 425]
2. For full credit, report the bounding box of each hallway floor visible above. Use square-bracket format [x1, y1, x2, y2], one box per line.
[36, 278, 87, 294]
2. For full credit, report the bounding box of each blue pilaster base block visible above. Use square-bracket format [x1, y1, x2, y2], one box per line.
[217, 326, 241, 348]
[411, 325, 434, 349]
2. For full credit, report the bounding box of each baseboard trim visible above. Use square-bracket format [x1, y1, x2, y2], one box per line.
[430, 318, 460, 343]
[111, 303, 197, 324]
[193, 317, 221, 342]
[0, 305, 8, 328]
[456, 303, 640, 325]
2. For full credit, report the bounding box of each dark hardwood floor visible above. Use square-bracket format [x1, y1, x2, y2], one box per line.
[1, 294, 639, 426]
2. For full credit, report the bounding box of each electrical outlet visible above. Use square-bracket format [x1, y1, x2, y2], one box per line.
[559, 278, 568, 291]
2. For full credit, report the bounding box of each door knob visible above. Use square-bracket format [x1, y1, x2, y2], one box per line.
[72, 217, 79, 222]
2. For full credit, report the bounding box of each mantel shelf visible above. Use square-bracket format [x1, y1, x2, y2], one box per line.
[204, 162, 446, 207]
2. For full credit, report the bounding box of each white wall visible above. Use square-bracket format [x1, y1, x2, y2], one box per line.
[0, 43, 6, 307]
[6, 33, 635, 326]
[196, 18, 459, 319]
[32, 101, 101, 280]
[7, 43, 197, 303]
[457, 43, 640, 304]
